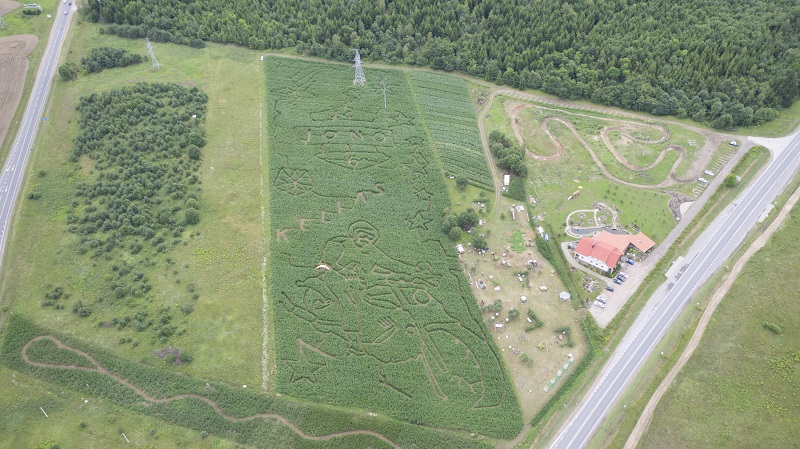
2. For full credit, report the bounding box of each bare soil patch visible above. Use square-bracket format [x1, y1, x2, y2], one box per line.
[0, 34, 38, 149]
[0, 0, 21, 16]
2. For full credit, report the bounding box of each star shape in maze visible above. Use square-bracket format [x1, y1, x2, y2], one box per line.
[286, 349, 326, 383]
[274, 168, 313, 196]
[415, 188, 433, 205]
[402, 152, 428, 179]
[406, 211, 432, 232]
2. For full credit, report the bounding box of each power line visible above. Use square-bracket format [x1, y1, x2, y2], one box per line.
[146, 37, 160, 70]
[353, 49, 365, 86]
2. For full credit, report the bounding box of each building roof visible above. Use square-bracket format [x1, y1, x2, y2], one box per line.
[630, 232, 655, 252]
[574, 237, 623, 268]
[594, 230, 655, 253]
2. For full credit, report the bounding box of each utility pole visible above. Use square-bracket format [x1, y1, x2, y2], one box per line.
[146, 37, 160, 70]
[380, 77, 387, 109]
[353, 49, 365, 86]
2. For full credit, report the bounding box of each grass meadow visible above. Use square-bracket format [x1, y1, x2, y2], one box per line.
[0, 25, 264, 390]
[641, 207, 800, 448]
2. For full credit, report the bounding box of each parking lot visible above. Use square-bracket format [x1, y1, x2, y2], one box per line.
[561, 242, 648, 327]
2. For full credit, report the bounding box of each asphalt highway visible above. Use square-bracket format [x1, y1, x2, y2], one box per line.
[0, 3, 73, 270]
[550, 133, 800, 449]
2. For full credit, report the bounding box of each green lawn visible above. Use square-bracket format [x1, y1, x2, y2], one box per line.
[641, 210, 800, 448]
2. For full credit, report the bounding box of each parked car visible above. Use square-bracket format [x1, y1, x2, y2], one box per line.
[593, 301, 605, 308]
[625, 258, 635, 265]
[729, 140, 738, 146]
[596, 295, 607, 303]
[704, 170, 715, 177]
[698, 177, 708, 184]
[613, 278, 622, 285]
[605, 286, 615, 292]
[618, 272, 628, 280]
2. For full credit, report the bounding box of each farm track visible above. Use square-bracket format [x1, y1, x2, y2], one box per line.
[0, 34, 38, 152]
[508, 102, 696, 187]
[21, 335, 401, 448]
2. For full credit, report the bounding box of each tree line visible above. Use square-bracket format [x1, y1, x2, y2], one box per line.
[85, 0, 800, 129]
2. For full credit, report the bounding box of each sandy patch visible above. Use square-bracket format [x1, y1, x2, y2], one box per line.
[0, 34, 38, 149]
[679, 201, 694, 217]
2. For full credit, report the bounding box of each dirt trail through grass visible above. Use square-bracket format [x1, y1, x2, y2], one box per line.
[508, 103, 696, 186]
[622, 182, 800, 449]
[20, 335, 401, 448]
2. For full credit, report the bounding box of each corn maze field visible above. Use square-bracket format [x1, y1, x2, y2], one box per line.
[267, 57, 522, 437]
[409, 71, 493, 190]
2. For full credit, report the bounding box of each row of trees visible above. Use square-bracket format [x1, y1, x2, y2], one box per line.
[86, 0, 800, 128]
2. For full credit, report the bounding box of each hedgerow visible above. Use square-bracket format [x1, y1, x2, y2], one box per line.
[267, 57, 522, 437]
[2, 314, 491, 449]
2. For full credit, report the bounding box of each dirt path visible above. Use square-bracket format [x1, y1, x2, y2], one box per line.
[508, 102, 698, 187]
[476, 88, 504, 217]
[21, 335, 400, 448]
[0, 34, 38, 151]
[623, 182, 800, 449]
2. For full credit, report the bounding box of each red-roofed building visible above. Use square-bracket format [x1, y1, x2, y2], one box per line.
[573, 231, 655, 273]
[594, 231, 655, 254]
[574, 237, 623, 273]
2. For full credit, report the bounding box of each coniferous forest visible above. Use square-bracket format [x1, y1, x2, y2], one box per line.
[88, 0, 800, 128]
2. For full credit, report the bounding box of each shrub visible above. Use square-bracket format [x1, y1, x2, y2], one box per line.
[763, 322, 782, 334]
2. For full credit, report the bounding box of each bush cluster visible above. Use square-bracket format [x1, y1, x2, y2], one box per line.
[81, 46, 145, 73]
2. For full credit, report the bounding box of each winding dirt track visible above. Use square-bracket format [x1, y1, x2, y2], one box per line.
[21, 335, 401, 448]
[508, 102, 696, 187]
